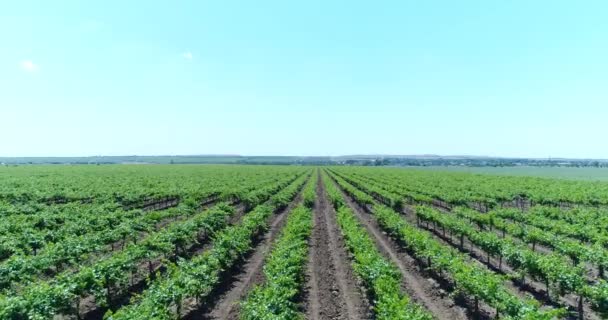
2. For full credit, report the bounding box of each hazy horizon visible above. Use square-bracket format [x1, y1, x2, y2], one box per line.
[2, 1, 606, 158]
[2, 153, 607, 161]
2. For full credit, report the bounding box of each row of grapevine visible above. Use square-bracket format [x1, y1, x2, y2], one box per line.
[333, 168, 608, 283]
[424, 206, 608, 316]
[331, 166, 608, 208]
[322, 171, 433, 320]
[326, 170, 561, 319]
[341, 169, 608, 287]
[0, 202, 198, 293]
[0, 204, 234, 319]
[335, 167, 608, 318]
[0, 202, 121, 259]
[0, 165, 307, 206]
[415, 206, 586, 305]
[106, 172, 311, 319]
[105, 204, 274, 319]
[0, 170, 312, 319]
[0, 171, 304, 294]
[0, 169, 295, 254]
[0, 169, 303, 264]
[240, 205, 313, 319]
[524, 206, 608, 230]
[348, 163, 608, 315]
[452, 207, 608, 277]
[492, 207, 608, 248]
[302, 170, 318, 208]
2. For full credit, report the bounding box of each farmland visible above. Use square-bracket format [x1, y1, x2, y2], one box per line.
[415, 166, 608, 181]
[1, 165, 608, 319]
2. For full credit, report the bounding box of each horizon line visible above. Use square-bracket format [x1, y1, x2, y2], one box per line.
[1, 154, 607, 161]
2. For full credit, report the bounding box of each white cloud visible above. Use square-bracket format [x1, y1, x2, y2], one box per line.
[21, 60, 38, 72]
[182, 51, 193, 60]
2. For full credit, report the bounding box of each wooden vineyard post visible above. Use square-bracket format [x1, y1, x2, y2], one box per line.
[499, 255, 502, 270]
[460, 234, 464, 250]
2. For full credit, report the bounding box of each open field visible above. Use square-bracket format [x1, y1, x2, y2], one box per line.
[414, 166, 608, 181]
[2, 165, 608, 319]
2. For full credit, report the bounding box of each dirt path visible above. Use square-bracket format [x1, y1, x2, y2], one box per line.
[328, 174, 471, 320]
[189, 186, 307, 320]
[304, 172, 370, 320]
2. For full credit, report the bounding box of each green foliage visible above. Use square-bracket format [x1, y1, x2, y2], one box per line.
[106, 172, 311, 320]
[323, 173, 433, 320]
[336, 206, 433, 320]
[107, 204, 276, 319]
[6, 163, 608, 320]
[328, 170, 562, 319]
[0, 167, 312, 319]
[240, 206, 312, 319]
[302, 172, 318, 209]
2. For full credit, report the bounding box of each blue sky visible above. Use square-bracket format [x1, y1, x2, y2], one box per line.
[1, 1, 607, 158]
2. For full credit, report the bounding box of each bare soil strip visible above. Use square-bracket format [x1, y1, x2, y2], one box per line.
[189, 188, 307, 320]
[140, 197, 180, 211]
[328, 174, 471, 320]
[304, 172, 370, 320]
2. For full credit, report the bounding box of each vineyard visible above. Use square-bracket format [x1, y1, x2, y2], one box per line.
[1, 165, 608, 319]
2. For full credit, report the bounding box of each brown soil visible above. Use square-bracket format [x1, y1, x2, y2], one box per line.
[328, 174, 472, 320]
[140, 197, 180, 211]
[186, 185, 307, 320]
[303, 171, 370, 320]
[45, 171, 608, 320]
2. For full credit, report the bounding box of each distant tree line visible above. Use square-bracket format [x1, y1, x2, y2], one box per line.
[340, 158, 608, 168]
[2, 156, 607, 168]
